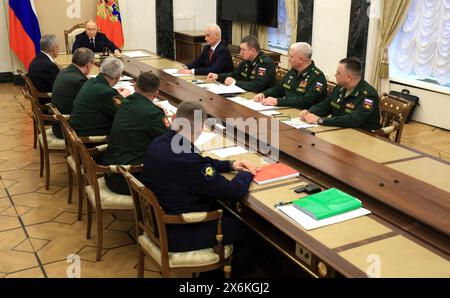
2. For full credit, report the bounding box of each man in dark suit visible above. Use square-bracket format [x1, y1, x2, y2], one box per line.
[28, 34, 60, 96]
[72, 20, 121, 56]
[177, 24, 233, 76]
[51, 48, 95, 139]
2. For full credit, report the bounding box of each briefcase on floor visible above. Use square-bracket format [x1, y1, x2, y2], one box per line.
[389, 89, 420, 123]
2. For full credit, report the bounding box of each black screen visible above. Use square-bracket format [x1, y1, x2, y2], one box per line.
[221, 0, 278, 28]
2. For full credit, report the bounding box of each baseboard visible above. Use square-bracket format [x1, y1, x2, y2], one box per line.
[0, 72, 13, 83]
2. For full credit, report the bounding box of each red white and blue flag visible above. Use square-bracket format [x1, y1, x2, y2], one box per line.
[96, 0, 124, 48]
[9, 0, 41, 70]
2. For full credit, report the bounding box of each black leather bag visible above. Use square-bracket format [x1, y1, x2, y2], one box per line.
[389, 89, 420, 123]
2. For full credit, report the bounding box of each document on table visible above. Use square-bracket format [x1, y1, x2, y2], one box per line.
[163, 68, 191, 77]
[276, 204, 371, 231]
[282, 117, 318, 129]
[227, 97, 282, 112]
[194, 132, 218, 147]
[153, 99, 177, 116]
[210, 146, 248, 159]
[114, 81, 135, 95]
[260, 110, 282, 116]
[198, 84, 246, 95]
[123, 50, 154, 58]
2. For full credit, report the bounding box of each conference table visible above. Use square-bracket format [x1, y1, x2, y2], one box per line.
[55, 51, 450, 278]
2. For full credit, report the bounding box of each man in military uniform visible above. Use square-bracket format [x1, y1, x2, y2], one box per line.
[70, 57, 130, 137]
[51, 48, 95, 139]
[253, 42, 327, 109]
[102, 72, 170, 195]
[207, 35, 276, 93]
[140, 101, 259, 277]
[300, 57, 381, 131]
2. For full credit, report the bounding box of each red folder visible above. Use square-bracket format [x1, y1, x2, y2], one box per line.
[254, 163, 300, 185]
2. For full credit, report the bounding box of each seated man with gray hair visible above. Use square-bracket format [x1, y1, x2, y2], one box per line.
[28, 34, 61, 96]
[70, 57, 130, 137]
[253, 42, 328, 109]
[51, 48, 95, 139]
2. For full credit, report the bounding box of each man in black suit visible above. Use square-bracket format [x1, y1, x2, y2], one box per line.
[28, 34, 61, 96]
[72, 20, 121, 56]
[178, 24, 233, 76]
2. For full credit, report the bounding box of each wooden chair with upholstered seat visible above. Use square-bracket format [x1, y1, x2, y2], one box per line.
[64, 23, 85, 54]
[75, 136, 142, 261]
[326, 81, 337, 97]
[275, 67, 288, 84]
[373, 93, 414, 143]
[50, 105, 108, 220]
[232, 56, 243, 70]
[17, 69, 52, 149]
[118, 166, 233, 278]
[27, 95, 66, 190]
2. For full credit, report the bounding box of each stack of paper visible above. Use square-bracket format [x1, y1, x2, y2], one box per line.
[260, 110, 282, 116]
[228, 97, 281, 112]
[277, 204, 371, 231]
[123, 50, 153, 58]
[194, 132, 218, 147]
[282, 117, 318, 129]
[114, 81, 135, 95]
[210, 146, 248, 159]
[163, 69, 191, 77]
[154, 100, 177, 116]
[198, 84, 246, 95]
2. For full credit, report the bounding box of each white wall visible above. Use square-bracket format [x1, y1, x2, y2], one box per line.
[173, 0, 216, 32]
[0, 0, 13, 73]
[311, 0, 352, 80]
[121, 0, 156, 52]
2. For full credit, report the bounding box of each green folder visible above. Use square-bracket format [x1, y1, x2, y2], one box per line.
[293, 188, 362, 220]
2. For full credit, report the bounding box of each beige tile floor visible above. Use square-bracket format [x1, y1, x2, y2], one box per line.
[0, 83, 449, 278]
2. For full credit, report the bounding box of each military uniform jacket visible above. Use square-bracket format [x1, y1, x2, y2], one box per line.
[309, 79, 381, 131]
[102, 93, 170, 166]
[69, 73, 120, 137]
[52, 64, 87, 115]
[217, 52, 276, 93]
[263, 62, 328, 109]
[140, 130, 254, 215]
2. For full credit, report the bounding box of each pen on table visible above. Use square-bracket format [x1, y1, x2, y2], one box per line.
[213, 79, 220, 86]
[274, 201, 293, 207]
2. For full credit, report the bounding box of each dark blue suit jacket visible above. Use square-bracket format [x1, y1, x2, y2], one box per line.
[28, 52, 60, 93]
[72, 31, 119, 53]
[186, 40, 233, 75]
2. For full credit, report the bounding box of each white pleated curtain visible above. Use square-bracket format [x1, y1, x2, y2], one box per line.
[390, 0, 450, 86]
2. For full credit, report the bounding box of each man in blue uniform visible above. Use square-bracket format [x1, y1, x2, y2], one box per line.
[140, 101, 259, 276]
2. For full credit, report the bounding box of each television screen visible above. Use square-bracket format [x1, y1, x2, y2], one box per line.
[221, 0, 278, 28]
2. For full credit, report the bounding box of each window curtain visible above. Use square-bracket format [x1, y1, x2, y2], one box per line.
[285, 0, 299, 45]
[371, 0, 411, 91]
[232, 22, 269, 49]
[390, 0, 450, 86]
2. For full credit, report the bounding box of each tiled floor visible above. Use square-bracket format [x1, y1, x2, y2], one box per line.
[0, 83, 449, 278]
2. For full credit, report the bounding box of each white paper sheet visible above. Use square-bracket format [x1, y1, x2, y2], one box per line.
[260, 110, 282, 116]
[163, 69, 191, 77]
[123, 50, 153, 58]
[276, 205, 371, 231]
[210, 146, 248, 159]
[114, 81, 135, 95]
[198, 84, 246, 95]
[153, 99, 177, 116]
[194, 132, 218, 147]
[119, 75, 134, 81]
[282, 118, 318, 129]
[227, 97, 282, 111]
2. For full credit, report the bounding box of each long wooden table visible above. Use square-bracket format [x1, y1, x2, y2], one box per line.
[56, 53, 450, 277]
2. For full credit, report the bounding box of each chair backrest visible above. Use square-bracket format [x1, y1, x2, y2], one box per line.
[50, 105, 76, 157]
[118, 167, 170, 262]
[326, 81, 337, 97]
[232, 56, 242, 69]
[17, 69, 40, 100]
[275, 67, 288, 84]
[27, 94, 51, 149]
[75, 133, 103, 207]
[64, 23, 85, 54]
[379, 93, 414, 142]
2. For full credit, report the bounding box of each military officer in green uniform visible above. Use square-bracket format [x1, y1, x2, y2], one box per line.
[102, 72, 170, 195]
[253, 42, 327, 109]
[70, 57, 130, 137]
[207, 35, 276, 93]
[300, 57, 381, 132]
[51, 48, 95, 139]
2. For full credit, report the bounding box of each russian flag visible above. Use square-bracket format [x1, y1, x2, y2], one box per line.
[96, 0, 124, 48]
[9, 0, 41, 70]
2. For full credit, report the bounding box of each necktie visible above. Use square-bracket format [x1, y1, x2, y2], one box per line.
[208, 49, 214, 64]
[90, 38, 95, 49]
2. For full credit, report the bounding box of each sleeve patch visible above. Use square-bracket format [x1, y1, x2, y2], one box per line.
[258, 67, 267, 76]
[363, 99, 374, 110]
[202, 164, 217, 181]
[315, 82, 323, 92]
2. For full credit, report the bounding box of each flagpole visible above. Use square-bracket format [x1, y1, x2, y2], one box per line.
[3, 0, 17, 75]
